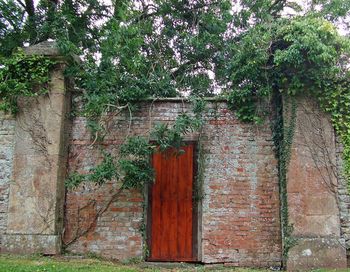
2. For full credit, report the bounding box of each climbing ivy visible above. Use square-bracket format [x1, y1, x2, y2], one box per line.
[65, 151, 119, 189]
[272, 94, 298, 262]
[223, 19, 350, 174]
[318, 82, 350, 188]
[0, 49, 55, 113]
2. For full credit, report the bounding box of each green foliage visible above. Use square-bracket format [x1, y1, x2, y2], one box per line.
[227, 89, 260, 123]
[66, 111, 204, 190]
[0, 50, 54, 113]
[1, 1, 350, 142]
[273, 18, 349, 95]
[65, 152, 118, 189]
[222, 16, 350, 188]
[119, 136, 154, 189]
[190, 97, 207, 117]
[65, 172, 85, 190]
[151, 112, 203, 151]
[1, 0, 350, 259]
[272, 96, 298, 261]
[318, 81, 350, 187]
[66, 0, 234, 113]
[223, 16, 349, 111]
[88, 153, 119, 185]
[119, 158, 153, 189]
[1, 0, 350, 115]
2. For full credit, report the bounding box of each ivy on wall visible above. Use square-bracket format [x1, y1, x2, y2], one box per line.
[272, 94, 298, 262]
[0, 50, 55, 113]
[319, 83, 350, 188]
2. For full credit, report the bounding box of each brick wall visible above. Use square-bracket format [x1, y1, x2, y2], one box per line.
[0, 112, 15, 250]
[0, 44, 348, 269]
[2, 95, 349, 268]
[64, 99, 282, 266]
[201, 104, 281, 266]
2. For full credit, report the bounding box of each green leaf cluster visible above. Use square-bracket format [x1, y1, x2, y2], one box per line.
[119, 136, 154, 189]
[151, 112, 203, 151]
[0, 50, 54, 113]
[319, 82, 350, 186]
[222, 16, 350, 119]
[225, 16, 350, 184]
[65, 152, 118, 189]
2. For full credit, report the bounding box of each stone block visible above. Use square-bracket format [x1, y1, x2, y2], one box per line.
[6, 153, 66, 235]
[2, 234, 61, 254]
[15, 93, 68, 157]
[285, 97, 346, 269]
[287, 238, 347, 270]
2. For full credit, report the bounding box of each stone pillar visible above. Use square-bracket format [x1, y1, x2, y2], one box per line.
[0, 112, 16, 250]
[285, 97, 347, 270]
[2, 42, 70, 254]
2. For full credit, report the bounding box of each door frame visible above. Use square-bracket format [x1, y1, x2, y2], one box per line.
[145, 141, 201, 262]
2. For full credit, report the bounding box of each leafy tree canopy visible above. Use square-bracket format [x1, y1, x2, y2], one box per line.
[1, 1, 350, 175]
[1, 0, 349, 108]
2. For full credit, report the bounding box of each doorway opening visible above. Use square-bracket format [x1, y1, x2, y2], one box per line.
[147, 143, 199, 262]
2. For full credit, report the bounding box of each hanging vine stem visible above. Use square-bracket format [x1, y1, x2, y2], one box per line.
[192, 100, 207, 200]
[88, 104, 129, 147]
[194, 125, 206, 202]
[63, 186, 125, 248]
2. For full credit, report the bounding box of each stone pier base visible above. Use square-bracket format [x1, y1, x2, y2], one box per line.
[287, 238, 346, 270]
[2, 234, 61, 255]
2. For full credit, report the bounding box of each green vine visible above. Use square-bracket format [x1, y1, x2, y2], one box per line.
[318, 82, 350, 189]
[272, 95, 298, 263]
[0, 49, 55, 113]
[194, 133, 206, 202]
[225, 17, 350, 195]
[140, 201, 149, 260]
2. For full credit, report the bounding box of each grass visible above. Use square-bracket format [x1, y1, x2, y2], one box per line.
[0, 255, 138, 272]
[3, 255, 350, 272]
[0, 255, 270, 272]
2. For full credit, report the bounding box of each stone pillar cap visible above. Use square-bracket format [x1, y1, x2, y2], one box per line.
[23, 41, 81, 63]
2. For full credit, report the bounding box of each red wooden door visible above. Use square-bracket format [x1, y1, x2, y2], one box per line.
[148, 144, 197, 262]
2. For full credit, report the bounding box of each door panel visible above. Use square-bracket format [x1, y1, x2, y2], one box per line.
[148, 144, 196, 262]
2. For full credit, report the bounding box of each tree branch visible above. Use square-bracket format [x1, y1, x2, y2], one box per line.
[268, 0, 287, 17]
[15, 0, 26, 10]
[24, 0, 35, 16]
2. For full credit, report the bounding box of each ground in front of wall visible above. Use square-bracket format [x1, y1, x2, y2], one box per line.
[0, 255, 263, 272]
[0, 255, 348, 272]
